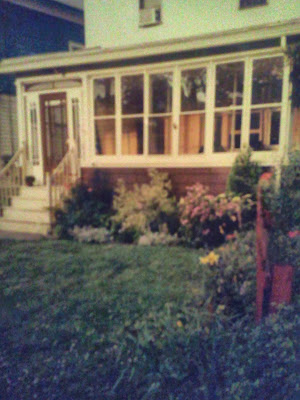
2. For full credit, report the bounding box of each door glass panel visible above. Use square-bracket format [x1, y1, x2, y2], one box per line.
[43, 97, 68, 170]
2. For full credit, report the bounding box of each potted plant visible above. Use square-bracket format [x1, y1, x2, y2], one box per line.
[25, 175, 35, 186]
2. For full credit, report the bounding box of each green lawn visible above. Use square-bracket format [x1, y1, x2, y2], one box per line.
[0, 237, 298, 400]
[0, 240, 205, 399]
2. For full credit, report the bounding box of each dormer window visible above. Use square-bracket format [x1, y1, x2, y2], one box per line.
[139, 0, 162, 27]
[240, 0, 267, 9]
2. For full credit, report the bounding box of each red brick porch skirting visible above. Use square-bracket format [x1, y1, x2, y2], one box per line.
[81, 167, 231, 198]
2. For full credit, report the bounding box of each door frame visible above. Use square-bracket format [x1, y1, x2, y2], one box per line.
[39, 92, 68, 176]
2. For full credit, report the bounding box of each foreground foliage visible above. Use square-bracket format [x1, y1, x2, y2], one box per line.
[1, 235, 299, 400]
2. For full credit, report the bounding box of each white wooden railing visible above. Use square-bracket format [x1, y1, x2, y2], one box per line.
[0, 147, 26, 215]
[49, 146, 80, 223]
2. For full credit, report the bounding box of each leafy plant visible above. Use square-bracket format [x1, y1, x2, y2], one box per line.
[179, 183, 254, 247]
[226, 147, 262, 198]
[112, 169, 177, 241]
[262, 150, 300, 266]
[201, 231, 256, 318]
[70, 226, 112, 243]
[138, 231, 178, 246]
[54, 184, 112, 238]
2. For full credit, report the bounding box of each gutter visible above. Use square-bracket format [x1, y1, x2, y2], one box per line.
[0, 18, 299, 75]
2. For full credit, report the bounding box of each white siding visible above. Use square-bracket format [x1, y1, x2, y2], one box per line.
[84, 0, 300, 49]
[0, 95, 18, 158]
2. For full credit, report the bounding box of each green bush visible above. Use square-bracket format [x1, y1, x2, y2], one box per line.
[201, 231, 256, 318]
[226, 147, 262, 198]
[262, 150, 300, 268]
[54, 184, 111, 238]
[179, 183, 254, 247]
[112, 169, 178, 242]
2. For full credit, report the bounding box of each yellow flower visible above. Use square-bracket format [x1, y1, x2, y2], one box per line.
[200, 251, 219, 265]
[219, 226, 225, 235]
[206, 251, 220, 265]
[176, 320, 183, 328]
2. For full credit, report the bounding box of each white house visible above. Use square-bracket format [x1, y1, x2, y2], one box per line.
[0, 0, 300, 234]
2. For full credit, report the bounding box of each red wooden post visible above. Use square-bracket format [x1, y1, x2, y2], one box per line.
[256, 172, 273, 323]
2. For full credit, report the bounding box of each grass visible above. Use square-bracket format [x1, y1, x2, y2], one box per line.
[0, 240, 205, 399]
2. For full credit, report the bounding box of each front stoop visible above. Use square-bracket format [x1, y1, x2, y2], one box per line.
[0, 186, 51, 236]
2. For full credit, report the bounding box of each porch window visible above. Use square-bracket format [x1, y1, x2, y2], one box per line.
[148, 72, 173, 154]
[121, 75, 144, 155]
[179, 67, 206, 154]
[250, 57, 283, 150]
[214, 62, 244, 152]
[94, 77, 116, 155]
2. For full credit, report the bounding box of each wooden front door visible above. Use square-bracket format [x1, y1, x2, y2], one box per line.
[40, 93, 68, 173]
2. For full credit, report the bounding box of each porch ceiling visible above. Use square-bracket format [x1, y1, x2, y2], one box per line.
[0, 18, 299, 76]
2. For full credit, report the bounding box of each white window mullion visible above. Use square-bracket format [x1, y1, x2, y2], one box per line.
[204, 61, 215, 155]
[115, 74, 122, 156]
[144, 71, 149, 155]
[172, 66, 180, 156]
[241, 57, 252, 149]
[279, 54, 292, 157]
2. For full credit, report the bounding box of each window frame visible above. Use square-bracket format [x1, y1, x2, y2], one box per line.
[89, 48, 289, 167]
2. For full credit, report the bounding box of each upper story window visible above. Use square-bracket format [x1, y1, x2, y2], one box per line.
[139, 0, 162, 27]
[240, 0, 267, 9]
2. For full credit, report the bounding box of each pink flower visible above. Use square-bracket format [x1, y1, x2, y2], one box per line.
[226, 233, 236, 241]
[288, 230, 300, 239]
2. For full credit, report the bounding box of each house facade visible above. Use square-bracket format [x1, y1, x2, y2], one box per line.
[0, 0, 299, 234]
[0, 0, 84, 161]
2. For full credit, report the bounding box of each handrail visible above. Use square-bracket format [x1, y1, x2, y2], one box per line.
[0, 146, 26, 213]
[0, 148, 24, 178]
[49, 146, 80, 225]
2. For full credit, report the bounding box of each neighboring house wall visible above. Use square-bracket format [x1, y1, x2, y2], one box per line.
[85, 0, 300, 49]
[0, 94, 18, 157]
[0, 1, 84, 158]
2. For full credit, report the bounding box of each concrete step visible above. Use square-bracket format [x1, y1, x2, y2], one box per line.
[20, 186, 49, 201]
[3, 208, 51, 224]
[12, 197, 49, 210]
[0, 219, 50, 235]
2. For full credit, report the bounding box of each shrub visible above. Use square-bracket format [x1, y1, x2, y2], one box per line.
[200, 230, 256, 318]
[226, 147, 262, 198]
[262, 150, 300, 268]
[138, 231, 178, 246]
[70, 226, 112, 244]
[179, 183, 254, 247]
[54, 184, 111, 239]
[112, 169, 177, 241]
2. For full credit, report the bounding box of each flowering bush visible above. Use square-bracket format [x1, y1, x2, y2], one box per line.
[112, 169, 177, 242]
[70, 226, 112, 244]
[201, 231, 256, 317]
[179, 183, 253, 247]
[138, 231, 178, 246]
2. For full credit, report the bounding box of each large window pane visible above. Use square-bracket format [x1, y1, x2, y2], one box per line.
[252, 57, 283, 104]
[249, 108, 281, 151]
[214, 111, 242, 152]
[181, 68, 206, 111]
[179, 114, 205, 154]
[215, 62, 244, 107]
[149, 117, 172, 154]
[94, 78, 115, 116]
[95, 119, 115, 155]
[122, 75, 144, 115]
[122, 118, 143, 155]
[150, 73, 173, 113]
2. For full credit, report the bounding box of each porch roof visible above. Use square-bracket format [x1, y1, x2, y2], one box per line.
[0, 18, 300, 76]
